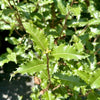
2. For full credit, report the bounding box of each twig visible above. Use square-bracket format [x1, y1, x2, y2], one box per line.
[52, 85, 61, 91]
[17, 0, 20, 3]
[60, 12, 70, 37]
[93, 35, 100, 42]
[95, 48, 100, 55]
[59, 0, 75, 37]
[51, 3, 56, 28]
[39, 82, 51, 95]
[1, 19, 22, 36]
[97, 62, 100, 65]
[12, 0, 25, 31]
[8, 0, 25, 31]
[15, 29, 22, 36]
[77, 25, 88, 36]
[8, 0, 13, 9]
[54, 34, 66, 45]
[46, 53, 51, 84]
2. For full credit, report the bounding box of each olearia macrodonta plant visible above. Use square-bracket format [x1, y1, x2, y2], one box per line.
[0, 0, 100, 99]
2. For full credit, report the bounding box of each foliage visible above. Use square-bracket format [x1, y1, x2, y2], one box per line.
[0, 0, 100, 99]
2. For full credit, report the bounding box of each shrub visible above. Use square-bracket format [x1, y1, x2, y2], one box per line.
[0, 0, 100, 99]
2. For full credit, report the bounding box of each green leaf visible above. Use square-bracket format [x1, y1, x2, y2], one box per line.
[90, 27, 100, 36]
[52, 44, 88, 60]
[56, 0, 67, 15]
[23, 22, 48, 51]
[15, 59, 46, 74]
[42, 91, 55, 100]
[87, 92, 97, 100]
[89, 68, 100, 89]
[39, 0, 53, 6]
[69, 6, 82, 20]
[88, 4, 100, 19]
[75, 70, 90, 84]
[88, 19, 100, 25]
[54, 73, 85, 86]
[0, 53, 8, 67]
[68, 20, 88, 28]
[7, 52, 17, 63]
[73, 42, 84, 52]
[3, 9, 15, 15]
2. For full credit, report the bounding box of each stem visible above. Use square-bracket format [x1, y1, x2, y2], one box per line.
[52, 85, 61, 91]
[8, 0, 25, 31]
[95, 48, 100, 55]
[97, 62, 100, 65]
[60, 12, 70, 37]
[77, 25, 88, 36]
[51, 3, 56, 28]
[12, 0, 25, 31]
[46, 53, 51, 84]
[60, 0, 75, 37]
[8, 0, 13, 9]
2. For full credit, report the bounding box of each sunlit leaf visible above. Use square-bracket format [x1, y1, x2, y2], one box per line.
[23, 22, 48, 51]
[15, 59, 46, 74]
[52, 44, 88, 60]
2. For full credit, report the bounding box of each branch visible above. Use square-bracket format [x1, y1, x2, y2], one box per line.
[93, 35, 100, 42]
[0, 19, 22, 36]
[52, 85, 61, 91]
[8, 0, 13, 9]
[8, 0, 25, 31]
[77, 25, 88, 36]
[51, 3, 56, 28]
[95, 48, 100, 55]
[46, 53, 51, 84]
[97, 62, 100, 65]
[15, 29, 22, 36]
[59, 0, 75, 37]
[12, 0, 25, 31]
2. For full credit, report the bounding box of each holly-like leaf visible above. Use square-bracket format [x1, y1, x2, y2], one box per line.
[23, 22, 48, 51]
[89, 68, 100, 89]
[15, 59, 46, 74]
[39, 0, 53, 6]
[42, 91, 55, 100]
[52, 44, 88, 61]
[68, 20, 88, 28]
[90, 27, 100, 36]
[75, 70, 90, 84]
[56, 0, 67, 15]
[69, 6, 82, 20]
[88, 19, 100, 25]
[7, 52, 17, 63]
[54, 73, 85, 86]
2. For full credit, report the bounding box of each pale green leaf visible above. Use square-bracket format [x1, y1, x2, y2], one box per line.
[73, 42, 84, 52]
[90, 27, 100, 36]
[57, 0, 67, 15]
[69, 21, 88, 28]
[52, 44, 88, 60]
[88, 19, 100, 25]
[15, 59, 46, 74]
[7, 52, 17, 63]
[23, 22, 48, 51]
[42, 91, 55, 100]
[69, 6, 82, 20]
[88, 5, 100, 19]
[89, 68, 100, 89]
[75, 70, 90, 84]
[39, 0, 53, 6]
